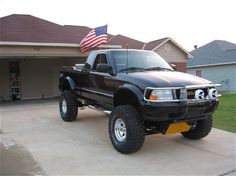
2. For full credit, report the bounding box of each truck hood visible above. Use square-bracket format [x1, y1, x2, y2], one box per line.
[117, 71, 212, 89]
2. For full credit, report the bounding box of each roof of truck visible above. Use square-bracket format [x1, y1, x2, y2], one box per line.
[91, 49, 154, 53]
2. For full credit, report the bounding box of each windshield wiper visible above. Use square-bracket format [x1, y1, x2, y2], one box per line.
[145, 67, 173, 71]
[119, 67, 146, 73]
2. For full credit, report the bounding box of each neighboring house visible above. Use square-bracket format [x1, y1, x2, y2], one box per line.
[143, 37, 192, 72]
[0, 14, 191, 101]
[187, 40, 236, 92]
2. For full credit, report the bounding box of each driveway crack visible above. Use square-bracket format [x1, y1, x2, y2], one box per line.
[218, 169, 236, 176]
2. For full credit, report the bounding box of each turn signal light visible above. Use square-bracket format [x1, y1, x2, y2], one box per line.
[148, 89, 173, 101]
[149, 95, 158, 100]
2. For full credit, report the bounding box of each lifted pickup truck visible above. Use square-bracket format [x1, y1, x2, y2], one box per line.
[59, 49, 220, 154]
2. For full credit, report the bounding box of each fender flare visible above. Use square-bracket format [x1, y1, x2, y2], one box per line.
[61, 76, 75, 91]
[114, 84, 144, 103]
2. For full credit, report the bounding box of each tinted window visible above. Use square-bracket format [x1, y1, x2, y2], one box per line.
[92, 54, 108, 70]
[111, 51, 173, 72]
[196, 70, 202, 77]
[86, 52, 96, 66]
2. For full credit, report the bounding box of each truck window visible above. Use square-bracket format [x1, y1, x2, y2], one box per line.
[92, 54, 108, 70]
[86, 52, 96, 65]
[112, 51, 172, 72]
[83, 52, 96, 71]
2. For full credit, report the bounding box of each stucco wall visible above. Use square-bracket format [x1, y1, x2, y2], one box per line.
[0, 45, 86, 58]
[187, 64, 236, 92]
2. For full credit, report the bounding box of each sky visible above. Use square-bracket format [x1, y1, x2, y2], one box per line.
[0, 0, 235, 51]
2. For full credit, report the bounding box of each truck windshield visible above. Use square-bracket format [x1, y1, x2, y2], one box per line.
[111, 50, 173, 72]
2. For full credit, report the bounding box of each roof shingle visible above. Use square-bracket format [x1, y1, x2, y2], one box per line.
[143, 37, 168, 50]
[187, 40, 236, 67]
[0, 14, 82, 43]
[108, 34, 145, 49]
[63, 25, 92, 42]
[0, 14, 191, 57]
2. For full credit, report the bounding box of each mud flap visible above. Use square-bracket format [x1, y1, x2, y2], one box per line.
[165, 122, 191, 135]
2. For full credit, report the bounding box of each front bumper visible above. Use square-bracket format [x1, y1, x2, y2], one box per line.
[141, 84, 220, 122]
[141, 99, 219, 122]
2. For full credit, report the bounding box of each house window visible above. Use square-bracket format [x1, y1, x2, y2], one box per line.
[196, 70, 202, 77]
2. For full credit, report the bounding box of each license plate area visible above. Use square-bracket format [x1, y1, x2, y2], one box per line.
[165, 122, 191, 134]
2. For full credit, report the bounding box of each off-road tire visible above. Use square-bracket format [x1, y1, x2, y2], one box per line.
[59, 91, 78, 122]
[109, 105, 145, 154]
[181, 115, 213, 140]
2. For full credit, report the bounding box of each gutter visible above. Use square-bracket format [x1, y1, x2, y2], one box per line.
[187, 62, 236, 68]
[0, 41, 122, 49]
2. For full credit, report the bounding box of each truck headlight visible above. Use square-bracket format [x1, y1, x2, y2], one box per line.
[149, 89, 173, 101]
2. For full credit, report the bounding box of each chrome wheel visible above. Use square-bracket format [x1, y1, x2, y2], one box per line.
[62, 99, 67, 114]
[114, 118, 127, 142]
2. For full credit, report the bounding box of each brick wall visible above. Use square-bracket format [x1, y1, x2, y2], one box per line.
[171, 62, 186, 72]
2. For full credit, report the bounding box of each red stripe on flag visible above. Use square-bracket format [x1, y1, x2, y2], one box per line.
[81, 35, 107, 48]
[81, 39, 108, 53]
[82, 38, 107, 49]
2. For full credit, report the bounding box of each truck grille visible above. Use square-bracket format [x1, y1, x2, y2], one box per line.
[144, 84, 220, 102]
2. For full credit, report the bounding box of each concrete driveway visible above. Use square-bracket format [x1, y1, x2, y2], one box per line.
[1, 100, 236, 175]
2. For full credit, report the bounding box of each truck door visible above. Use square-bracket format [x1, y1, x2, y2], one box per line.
[87, 53, 115, 107]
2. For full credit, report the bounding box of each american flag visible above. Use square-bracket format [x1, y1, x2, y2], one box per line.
[80, 25, 108, 53]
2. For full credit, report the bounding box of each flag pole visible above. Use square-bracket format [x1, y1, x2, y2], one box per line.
[126, 43, 129, 74]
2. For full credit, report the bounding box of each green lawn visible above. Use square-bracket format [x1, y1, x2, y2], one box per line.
[213, 94, 236, 133]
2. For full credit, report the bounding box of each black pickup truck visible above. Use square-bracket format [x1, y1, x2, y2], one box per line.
[59, 49, 220, 154]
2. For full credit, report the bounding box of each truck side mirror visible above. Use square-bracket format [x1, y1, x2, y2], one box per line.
[96, 64, 114, 75]
[170, 64, 176, 71]
[83, 63, 91, 72]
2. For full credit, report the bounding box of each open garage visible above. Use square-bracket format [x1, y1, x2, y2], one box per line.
[0, 43, 86, 101]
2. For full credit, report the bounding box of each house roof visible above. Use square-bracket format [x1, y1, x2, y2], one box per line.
[108, 34, 145, 49]
[63, 25, 92, 42]
[143, 37, 168, 50]
[187, 40, 236, 68]
[0, 14, 82, 43]
[0, 14, 191, 57]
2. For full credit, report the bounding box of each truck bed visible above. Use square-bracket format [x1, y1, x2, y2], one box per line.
[61, 64, 85, 73]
